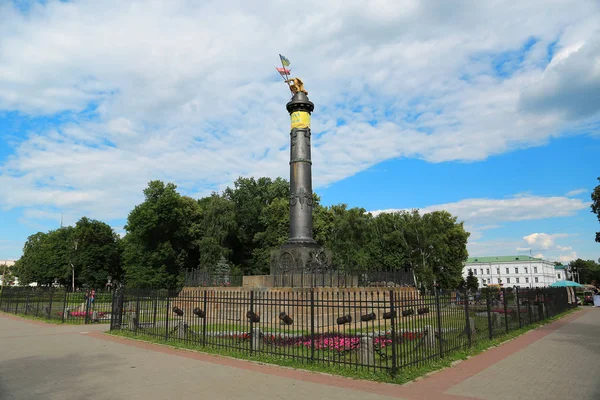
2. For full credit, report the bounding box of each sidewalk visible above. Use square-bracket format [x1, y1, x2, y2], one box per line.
[0, 309, 598, 400]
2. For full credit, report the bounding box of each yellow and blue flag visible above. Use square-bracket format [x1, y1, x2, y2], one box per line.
[279, 54, 290, 67]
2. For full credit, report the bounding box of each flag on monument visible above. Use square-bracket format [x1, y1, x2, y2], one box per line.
[276, 67, 291, 76]
[279, 54, 291, 66]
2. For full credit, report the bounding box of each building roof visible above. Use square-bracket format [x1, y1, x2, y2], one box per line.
[466, 255, 542, 263]
[554, 264, 566, 270]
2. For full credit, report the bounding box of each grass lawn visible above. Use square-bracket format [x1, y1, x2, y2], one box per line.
[109, 307, 578, 384]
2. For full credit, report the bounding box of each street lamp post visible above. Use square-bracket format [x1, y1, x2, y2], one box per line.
[71, 240, 78, 292]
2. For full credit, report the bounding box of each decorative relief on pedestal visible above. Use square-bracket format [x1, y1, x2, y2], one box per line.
[289, 187, 313, 209]
[279, 252, 294, 272]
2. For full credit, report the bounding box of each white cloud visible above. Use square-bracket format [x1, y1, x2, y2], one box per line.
[371, 195, 587, 225]
[557, 245, 573, 251]
[565, 188, 587, 196]
[523, 232, 570, 250]
[0, 0, 598, 228]
[557, 252, 578, 263]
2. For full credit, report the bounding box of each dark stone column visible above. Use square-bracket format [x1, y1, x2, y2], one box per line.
[270, 90, 331, 277]
[286, 91, 316, 245]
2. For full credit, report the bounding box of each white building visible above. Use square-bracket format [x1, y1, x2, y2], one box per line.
[463, 255, 562, 289]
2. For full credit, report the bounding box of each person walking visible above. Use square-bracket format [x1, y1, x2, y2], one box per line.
[592, 281, 600, 307]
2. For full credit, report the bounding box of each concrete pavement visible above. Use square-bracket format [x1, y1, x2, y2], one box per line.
[0, 308, 598, 400]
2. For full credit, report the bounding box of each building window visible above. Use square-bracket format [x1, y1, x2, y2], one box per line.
[557, 273, 561, 279]
[497, 268, 500, 275]
[516, 277, 520, 283]
[480, 269, 483, 275]
[534, 267, 538, 273]
[482, 278, 486, 284]
[535, 277, 539, 283]
[507, 278, 511, 283]
[506, 268, 509, 274]
[486, 268, 490, 274]
[473, 269, 477, 275]
[525, 267, 528, 274]
[525, 277, 529, 283]
[515, 267, 519, 274]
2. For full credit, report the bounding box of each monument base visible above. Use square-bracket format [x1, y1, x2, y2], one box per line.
[270, 241, 332, 276]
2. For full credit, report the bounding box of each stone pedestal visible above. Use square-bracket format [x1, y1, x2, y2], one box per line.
[252, 328, 262, 351]
[359, 337, 375, 366]
[424, 325, 436, 348]
[177, 320, 186, 339]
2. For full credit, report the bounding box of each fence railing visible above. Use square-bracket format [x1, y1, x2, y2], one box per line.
[271, 268, 416, 288]
[0, 287, 113, 324]
[183, 269, 416, 288]
[109, 286, 574, 375]
[184, 270, 243, 287]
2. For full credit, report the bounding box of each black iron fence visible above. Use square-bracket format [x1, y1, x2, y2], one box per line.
[183, 268, 416, 288]
[271, 268, 416, 288]
[0, 287, 113, 324]
[184, 270, 243, 287]
[109, 286, 574, 375]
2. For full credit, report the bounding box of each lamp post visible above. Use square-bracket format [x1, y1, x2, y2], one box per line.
[71, 240, 78, 292]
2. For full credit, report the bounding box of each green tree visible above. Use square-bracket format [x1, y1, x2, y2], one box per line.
[592, 177, 600, 243]
[196, 194, 237, 271]
[368, 210, 469, 289]
[224, 177, 289, 274]
[466, 269, 479, 292]
[321, 205, 372, 271]
[122, 181, 201, 289]
[568, 258, 600, 284]
[72, 217, 122, 288]
[14, 228, 75, 287]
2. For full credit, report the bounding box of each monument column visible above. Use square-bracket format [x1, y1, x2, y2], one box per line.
[270, 79, 331, 276]
[286, 91, 316, 245]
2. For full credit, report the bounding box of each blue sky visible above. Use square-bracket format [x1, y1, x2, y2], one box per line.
[1, 0, 599, 263]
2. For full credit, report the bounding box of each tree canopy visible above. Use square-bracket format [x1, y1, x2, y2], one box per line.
[13, 218, 121, 288]
[568, 258, 600, 284]
[13, 177, 472, 290]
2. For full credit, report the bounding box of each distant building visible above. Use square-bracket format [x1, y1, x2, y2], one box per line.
[463, 256, 559, 288]
[554, 264, 568, 281]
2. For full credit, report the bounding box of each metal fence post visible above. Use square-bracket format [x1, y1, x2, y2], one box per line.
[134, 292, 140, 334]
[109, 290, 116, 329]
[47, 289, 54, 319]
[153, 294, 158, 327]
[202, 290, 207, 347]
[464, 290, 472, 347]
[61, 289, 68, 323]
[516, 287, 522, 329]
[24, 290, 31, 315]
[435, 286, 444, 358]
[502, 288, 509, 334]
[390, 290, 398, 375]
[485, 289, 492, 340]
[165, 295, 171, 340]
[310, 289, 315, 362]
[249, 290, 255, 355]
[14, 289, 20, 314]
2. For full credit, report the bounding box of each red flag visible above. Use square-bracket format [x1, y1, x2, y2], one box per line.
[276, 66, 291, 76]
